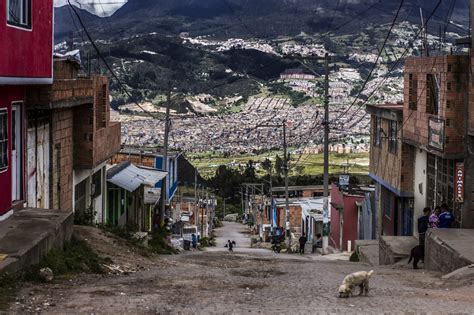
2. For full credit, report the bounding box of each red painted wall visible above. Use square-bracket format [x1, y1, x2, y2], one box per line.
[0, 0, 53, 79]
[0, 86, 24, 216]
[330, 184, 365, 251]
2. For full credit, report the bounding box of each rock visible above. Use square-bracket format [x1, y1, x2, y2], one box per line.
[39, 268, 54, 282]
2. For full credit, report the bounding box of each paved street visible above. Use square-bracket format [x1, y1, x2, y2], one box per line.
[9, 223, 474, 314]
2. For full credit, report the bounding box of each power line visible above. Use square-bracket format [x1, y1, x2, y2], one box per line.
[331, 0, 406, 125]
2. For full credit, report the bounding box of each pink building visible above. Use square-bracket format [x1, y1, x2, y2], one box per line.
[0, 0, 54, 220]
[330, 184, 374, 251]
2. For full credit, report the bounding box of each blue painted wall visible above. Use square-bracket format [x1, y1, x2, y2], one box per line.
[154, 155, 178, 201]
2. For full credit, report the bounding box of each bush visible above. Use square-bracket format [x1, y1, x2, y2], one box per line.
[24, 237, 106, 282]
[149, 227, 177, 255]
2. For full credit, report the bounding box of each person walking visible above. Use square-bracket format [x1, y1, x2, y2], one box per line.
[417, 207, 430, 246]
[298, 233, 307, 255]
[438, 204, 454, 228]
[227, 240, 234, 252]
[191, 233, 197, 249]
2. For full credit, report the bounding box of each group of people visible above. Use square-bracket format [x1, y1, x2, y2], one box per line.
[418, 204, 454, 245]
[298, 233, 322, 255]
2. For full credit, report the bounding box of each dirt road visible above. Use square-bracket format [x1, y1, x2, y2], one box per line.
[8, 223, 474, 314]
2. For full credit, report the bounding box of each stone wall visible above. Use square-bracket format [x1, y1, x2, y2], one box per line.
[425, 230, 472, 273]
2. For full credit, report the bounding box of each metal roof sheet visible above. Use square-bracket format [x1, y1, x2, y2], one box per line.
[107, 163, 167, 192]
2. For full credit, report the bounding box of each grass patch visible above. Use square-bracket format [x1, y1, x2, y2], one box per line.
[24, 237, 107, 282]
[188, 151, 369, 178]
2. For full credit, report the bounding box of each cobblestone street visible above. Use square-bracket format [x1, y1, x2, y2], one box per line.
[9, 223, 474, 314]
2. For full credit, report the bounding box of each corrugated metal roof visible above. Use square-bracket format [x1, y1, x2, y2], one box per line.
[107, 163, 167, 192]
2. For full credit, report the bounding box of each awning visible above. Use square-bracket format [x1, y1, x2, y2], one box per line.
[107, 162, 167, 192]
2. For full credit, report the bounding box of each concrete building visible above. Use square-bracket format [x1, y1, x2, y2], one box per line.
[106, 161, 166, 232]
[280, 68, 316, 81]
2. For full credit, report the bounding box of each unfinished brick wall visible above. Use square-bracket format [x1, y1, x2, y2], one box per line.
[73, 75, 121, 169]
[277, 205, 302, 233]
[403, 56, 469, 155]
[51, 108, 74, 211]
[400, 144, 415, 194]
[110, 153, 155, 168]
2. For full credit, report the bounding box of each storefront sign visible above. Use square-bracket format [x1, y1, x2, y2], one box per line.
[455, 162, 464, 203]
[339, 175, 350, 187]
[428, 117, 445, 151]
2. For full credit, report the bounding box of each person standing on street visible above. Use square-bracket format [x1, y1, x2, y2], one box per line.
[298, 233, 307, 255]
[438, 204, 454, 228]
[227, 240, 234, 252]
[417, 207, 430, 246]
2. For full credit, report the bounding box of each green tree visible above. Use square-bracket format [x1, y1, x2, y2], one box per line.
[275, 155, 284, 177]
[244, 160, 256, 181]
[261, 158, 272, 174]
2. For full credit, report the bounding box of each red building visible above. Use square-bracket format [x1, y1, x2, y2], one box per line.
[0, 0, 54, 220]
[330, 184, 374, 251]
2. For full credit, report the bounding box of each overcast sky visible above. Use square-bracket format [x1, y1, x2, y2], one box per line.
[54, 0, 127, 16]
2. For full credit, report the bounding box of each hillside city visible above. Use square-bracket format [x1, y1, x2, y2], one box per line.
[2, 0, 474, 313]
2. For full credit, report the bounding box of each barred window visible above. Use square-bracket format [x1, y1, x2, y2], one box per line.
[7, 0, 31, 29]
[0, 110, 8, 171]
[373, 117, 382, 147]
[388, 120, 398, 154]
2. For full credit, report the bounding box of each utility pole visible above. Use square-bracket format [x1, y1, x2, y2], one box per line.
[322, 52, 330, 254]
[194, 168, 198, 227]
[159, 81, 172, 227]
[283, 121, 291, 248]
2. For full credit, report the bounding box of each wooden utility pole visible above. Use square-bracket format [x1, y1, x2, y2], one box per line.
[322, 53, 330, 254]
[159, 81, 172, 227]
[282, 121, 291, 248]
[194, 168, 198, 227]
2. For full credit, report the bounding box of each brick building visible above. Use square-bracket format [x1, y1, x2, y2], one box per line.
[402, 55, 470, 227]
[111, 146, 181, 203]
[26, 58, 121, 221]
[366, 103, 415, 236]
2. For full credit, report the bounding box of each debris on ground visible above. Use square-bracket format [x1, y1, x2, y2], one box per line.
[39, 268, 53, 282]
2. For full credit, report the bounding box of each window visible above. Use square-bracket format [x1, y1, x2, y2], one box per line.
[388, 120, 398, 154]
[91, 170, 102, 198]
[408, 73, 418, 110]
[426, 74, 439, 115]
[7, 0, 31, 29]
[373, 117, 382, 147]
[0, 110, 8, 171]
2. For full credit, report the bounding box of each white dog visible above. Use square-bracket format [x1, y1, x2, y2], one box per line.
[338, 270, 374, 298]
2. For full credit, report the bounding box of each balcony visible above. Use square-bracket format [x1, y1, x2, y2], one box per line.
[74, 120, 122, 169]
[26, 79, 94, 110]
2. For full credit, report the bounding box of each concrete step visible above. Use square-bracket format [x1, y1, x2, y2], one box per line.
[0, 208, 73, 274]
